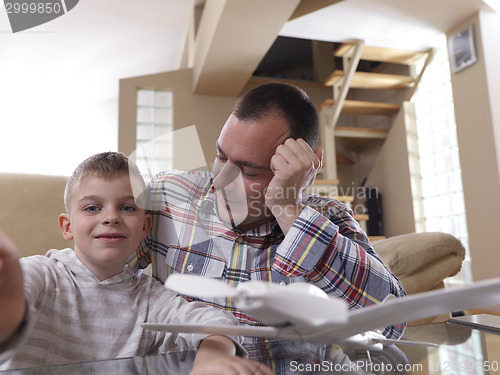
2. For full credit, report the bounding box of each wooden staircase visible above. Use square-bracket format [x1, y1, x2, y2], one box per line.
[316, 41, 433, 183]
[325, 70, 414, 89]
[312, 42, 433, 235]
[248, 41, 434, 234]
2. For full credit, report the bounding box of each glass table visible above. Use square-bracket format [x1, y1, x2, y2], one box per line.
[1, 320, 499, 374]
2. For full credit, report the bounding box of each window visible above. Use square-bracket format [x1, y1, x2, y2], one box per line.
[409, 36, 471, 284]
[134, 89, 173, 181]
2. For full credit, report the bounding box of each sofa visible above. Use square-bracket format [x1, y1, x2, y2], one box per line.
[0, 173, 71, 257]
[372, 232, 466, 295]
[0, 172, 465, 295]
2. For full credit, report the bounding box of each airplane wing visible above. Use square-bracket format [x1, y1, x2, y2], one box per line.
[141, 323, 284, 339]
[153, 273, 500, 349]
[308, 277, 500, 343]
[142, 323, 436, 350]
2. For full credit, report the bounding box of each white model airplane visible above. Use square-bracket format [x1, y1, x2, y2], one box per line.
[143, 275, 500, 350]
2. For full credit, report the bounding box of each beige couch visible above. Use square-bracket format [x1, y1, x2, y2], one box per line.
[0, 172, 465, 294]
[373, 232, 465, 294]
[0, 173, 71, 257]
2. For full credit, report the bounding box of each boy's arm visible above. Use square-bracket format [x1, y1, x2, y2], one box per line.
[190, 335, 273, 375]
[0, 231, 26, 347]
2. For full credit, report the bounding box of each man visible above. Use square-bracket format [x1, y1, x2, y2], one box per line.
[129, 82, 406, 343]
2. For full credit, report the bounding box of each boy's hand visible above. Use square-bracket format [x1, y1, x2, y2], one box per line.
[190, 336, 273, 375]
[265, 138, 323, 234]
[0, 230, 26, 345]
[190, 355, 273, 375]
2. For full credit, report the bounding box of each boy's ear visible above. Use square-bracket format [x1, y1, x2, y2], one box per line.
[58, 213, 74, 241]
[142, 213, 153, 239]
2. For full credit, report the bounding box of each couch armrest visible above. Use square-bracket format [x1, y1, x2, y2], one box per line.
[372, 232, 466, 294]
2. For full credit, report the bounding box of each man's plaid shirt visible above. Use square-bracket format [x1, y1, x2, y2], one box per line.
[128, 170, 406, 341]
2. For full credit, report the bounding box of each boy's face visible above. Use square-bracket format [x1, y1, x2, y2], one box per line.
[59, 174, 152, 281]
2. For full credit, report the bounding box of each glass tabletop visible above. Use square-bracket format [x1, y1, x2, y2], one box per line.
[1, 320, 499, 375]
[397, 321, 500, 375]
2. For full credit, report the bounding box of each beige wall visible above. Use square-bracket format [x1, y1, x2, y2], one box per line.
[119, 68, 236, 167]
[448, 12, 500, 281]
[119, 71, 332, 171]
[365, 102, 416, 236]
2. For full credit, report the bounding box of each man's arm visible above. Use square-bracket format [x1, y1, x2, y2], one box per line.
[264, 139, 406, 339]
[190, 336, 273, 375]
[265, 138, 322, 235]
[0, 231, 26, 348]
[274, 202, 406, 338]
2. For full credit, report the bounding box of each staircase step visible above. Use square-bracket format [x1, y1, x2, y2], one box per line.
[334, 44, 427, 65]
[335, 126, 388, 148]
[336, 150, 354, 164]
[308, 180, 342, 200]
[313, 179, 340, 185]
[354, 214, 369, 222]
[325, 70, 413, 90]
[318, 99, 400, 115]
[335, 126, 388, 138]
[307, 187, 355, 207]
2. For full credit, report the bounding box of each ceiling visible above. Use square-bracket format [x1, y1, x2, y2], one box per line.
[281, 0, 492, 51]
[0, 0, 494, 175]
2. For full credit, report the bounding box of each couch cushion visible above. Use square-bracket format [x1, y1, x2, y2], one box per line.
[398, 254, 464, 294]
[0, 173, 71, 257]
[372, 232, 466, 277]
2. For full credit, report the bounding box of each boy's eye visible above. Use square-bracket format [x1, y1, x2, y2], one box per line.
[84, 205, 100, 213]
[121, 205, 136, 212]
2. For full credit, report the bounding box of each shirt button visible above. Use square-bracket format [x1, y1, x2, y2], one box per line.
[186, 264, 194, 272]
[236, 236, 244, 244]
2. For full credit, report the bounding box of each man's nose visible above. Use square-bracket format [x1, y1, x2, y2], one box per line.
[213, 161, 241, 190]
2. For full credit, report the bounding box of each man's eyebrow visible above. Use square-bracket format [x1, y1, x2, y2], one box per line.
[216, 142, 268, 170]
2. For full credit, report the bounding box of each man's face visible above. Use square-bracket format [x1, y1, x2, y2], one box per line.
[213, 113, 289, 231]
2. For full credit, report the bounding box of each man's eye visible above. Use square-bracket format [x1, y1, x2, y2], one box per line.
[216, 153, 228, 162]
[242, 170, 257, 178]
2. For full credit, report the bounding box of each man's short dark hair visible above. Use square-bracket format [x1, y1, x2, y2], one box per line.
[233, 82, 318, 149]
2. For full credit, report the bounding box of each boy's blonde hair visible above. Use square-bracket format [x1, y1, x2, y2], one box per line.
[64, 152, 147, 212]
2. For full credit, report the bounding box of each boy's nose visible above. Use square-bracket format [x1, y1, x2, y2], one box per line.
[103, 218, 120, 225]
[102, 209, 120, 224]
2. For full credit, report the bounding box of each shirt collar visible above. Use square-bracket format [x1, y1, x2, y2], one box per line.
[196, 180, 218, 216]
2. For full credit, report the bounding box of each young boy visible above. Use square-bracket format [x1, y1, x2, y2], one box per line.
[0, 152, 272, 374]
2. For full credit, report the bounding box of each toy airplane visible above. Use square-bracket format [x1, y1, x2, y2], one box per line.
[142, 274, 500, 350]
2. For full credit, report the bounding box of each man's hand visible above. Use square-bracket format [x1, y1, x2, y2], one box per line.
[0, 230, 25, 346]
[265, 138, 323, 234]
[190, 336, 273, 375]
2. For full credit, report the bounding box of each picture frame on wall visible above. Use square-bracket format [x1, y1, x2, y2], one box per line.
[448, 24, 477, 74]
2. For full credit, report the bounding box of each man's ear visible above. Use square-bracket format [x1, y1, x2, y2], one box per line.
[314, 147, 324, 170]
[58, 213, 73, 241]
[142, 213, 153, 239]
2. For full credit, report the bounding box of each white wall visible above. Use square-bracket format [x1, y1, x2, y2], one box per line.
[0, 0, 192, 176]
